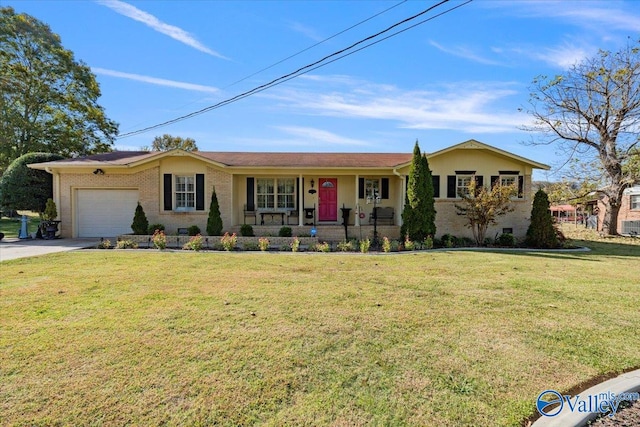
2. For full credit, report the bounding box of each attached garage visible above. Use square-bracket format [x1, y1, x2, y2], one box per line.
[76, 189, 139, 237]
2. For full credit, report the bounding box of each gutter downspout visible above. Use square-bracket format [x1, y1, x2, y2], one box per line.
[45, 167, 60, 219]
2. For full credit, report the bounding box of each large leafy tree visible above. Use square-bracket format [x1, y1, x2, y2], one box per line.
[401, 141, 436, 242]
[0, 7, 118, 175]
[146, 134, 198, 152]
[523, 40, 640, 235]
[0, 152, 64, 213]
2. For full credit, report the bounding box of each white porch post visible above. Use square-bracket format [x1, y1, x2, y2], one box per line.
[399, 174, 406, 226]
[299, 174, 304, 226]
[355, 174, 360, 227]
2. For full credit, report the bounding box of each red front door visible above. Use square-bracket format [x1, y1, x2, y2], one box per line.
[318, 178, 337, 221]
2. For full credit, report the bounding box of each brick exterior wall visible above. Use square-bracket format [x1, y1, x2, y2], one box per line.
[54, 150, 537, 240]
[59, 167, 159, 238]
[596, 190, 640, 233]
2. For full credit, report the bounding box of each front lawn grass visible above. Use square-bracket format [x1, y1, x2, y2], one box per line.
[1, 241, 639, 426]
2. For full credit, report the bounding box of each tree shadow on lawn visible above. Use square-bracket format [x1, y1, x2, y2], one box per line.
[471, 239, 640, 261]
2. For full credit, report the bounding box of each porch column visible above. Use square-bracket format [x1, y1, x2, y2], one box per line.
[299, 174, 304, 226]
[398, 174, 406, 226]
[355, 174, 360, 227]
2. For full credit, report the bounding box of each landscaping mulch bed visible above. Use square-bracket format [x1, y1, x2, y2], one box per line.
[587, 399, 640, 426]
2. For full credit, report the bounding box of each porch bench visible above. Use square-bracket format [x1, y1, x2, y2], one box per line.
[369, 207, 394, 225]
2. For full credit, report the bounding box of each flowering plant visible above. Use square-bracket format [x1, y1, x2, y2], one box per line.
[183, 234, 204, 251]
[382, 236, 391, 253]
[404, 235, 415, 251]
[290, 236, 300, 252]
[152, 229, 167, 250]
[359, 238, 370, 253]
[220, 232, 237, 251]
[258, 237, 270, 251]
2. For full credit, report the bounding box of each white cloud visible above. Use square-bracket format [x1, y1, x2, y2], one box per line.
[288, 21, 323, 42]
[274, 126, 370, 146]
[531, 43, 591, 69]
[508, 1, 640, 32]
[267, 78, 526, 134]
[93, 68, 220, 93]
[96, 0, 228, 59]
[429, 40, 504, 66]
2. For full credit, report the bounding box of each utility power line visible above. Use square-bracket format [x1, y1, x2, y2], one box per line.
[118, 0, 471, 139]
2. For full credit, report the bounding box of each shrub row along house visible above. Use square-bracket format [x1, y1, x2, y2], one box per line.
[29, 139, 549, 240]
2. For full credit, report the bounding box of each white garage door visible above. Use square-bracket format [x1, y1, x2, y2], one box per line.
[76, 189, 139, 237]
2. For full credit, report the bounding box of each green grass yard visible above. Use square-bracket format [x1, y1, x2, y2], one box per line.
[0, 211, 41, 238]
[1, 232, 639, 426]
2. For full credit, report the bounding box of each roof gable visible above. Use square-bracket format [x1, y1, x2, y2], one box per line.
[425, 139, 550, 170]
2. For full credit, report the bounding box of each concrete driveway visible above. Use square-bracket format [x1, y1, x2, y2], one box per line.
[0, 238, 99, 262]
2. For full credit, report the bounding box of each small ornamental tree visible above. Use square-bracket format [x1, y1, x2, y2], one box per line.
[131, 202, 149, 235]
[455, 180, 516, 246]
[206, 187, 223, 236]
[43, 198, 57, 221]
[0, 152, 64, 213]
[526, 189, 559, 248]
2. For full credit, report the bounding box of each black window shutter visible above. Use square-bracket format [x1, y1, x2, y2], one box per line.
[474, 175, 484, 196]
[381, 178, 389, 199]
[518, 176, 524, 198]
[163, 174, 172, 211]
[358, 177, 365, 199]
[432, 175, 440, 198]
[447, 175, 456, 198]
[246, 177, 255, 210]
[195, 174, 205, 210]
[491, 175, 499, 189]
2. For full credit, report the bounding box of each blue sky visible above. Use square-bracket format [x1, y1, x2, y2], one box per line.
[8, 0, 640, 179]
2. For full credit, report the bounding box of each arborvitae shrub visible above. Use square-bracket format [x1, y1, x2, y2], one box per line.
[526, 189, 559, 248]
[207, 188, 223, 236]
[131, 203, 149, 235]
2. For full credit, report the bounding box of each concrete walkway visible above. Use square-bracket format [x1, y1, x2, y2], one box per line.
[0, 237, 99, 262]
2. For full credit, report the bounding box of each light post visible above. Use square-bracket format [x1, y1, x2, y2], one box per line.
[366, 189, 381, 249]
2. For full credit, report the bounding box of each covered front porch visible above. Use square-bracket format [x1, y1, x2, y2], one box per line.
[231, 172, 407, 230]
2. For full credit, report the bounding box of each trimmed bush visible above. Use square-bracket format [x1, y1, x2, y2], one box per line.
[496, 233, 516, 247]
[131, 203, 149, 235]
[240, 224, 254, 237]
[206, 188, 223, 236]
[116, 239, 138, 249]
[278, 226, 292, 237]
[526, 190, 559, 248]
[187, 225, 201, 236]
[0, 152, 64, 213]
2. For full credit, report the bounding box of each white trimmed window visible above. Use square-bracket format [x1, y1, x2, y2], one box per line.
[365, 178, 380, 200]
[457, 175, 473, 197]
[500, 175, 517, 188]
[257, 179, 275, 209]
[257, 178, 295, 209]
[277, 178, 295, 209]
[631, 195, 640, 210]
[175, 175, 195, 210]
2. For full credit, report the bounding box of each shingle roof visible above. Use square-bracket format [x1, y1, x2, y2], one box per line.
[197, 152, 413, 168]
[41, 151, 413, 168]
